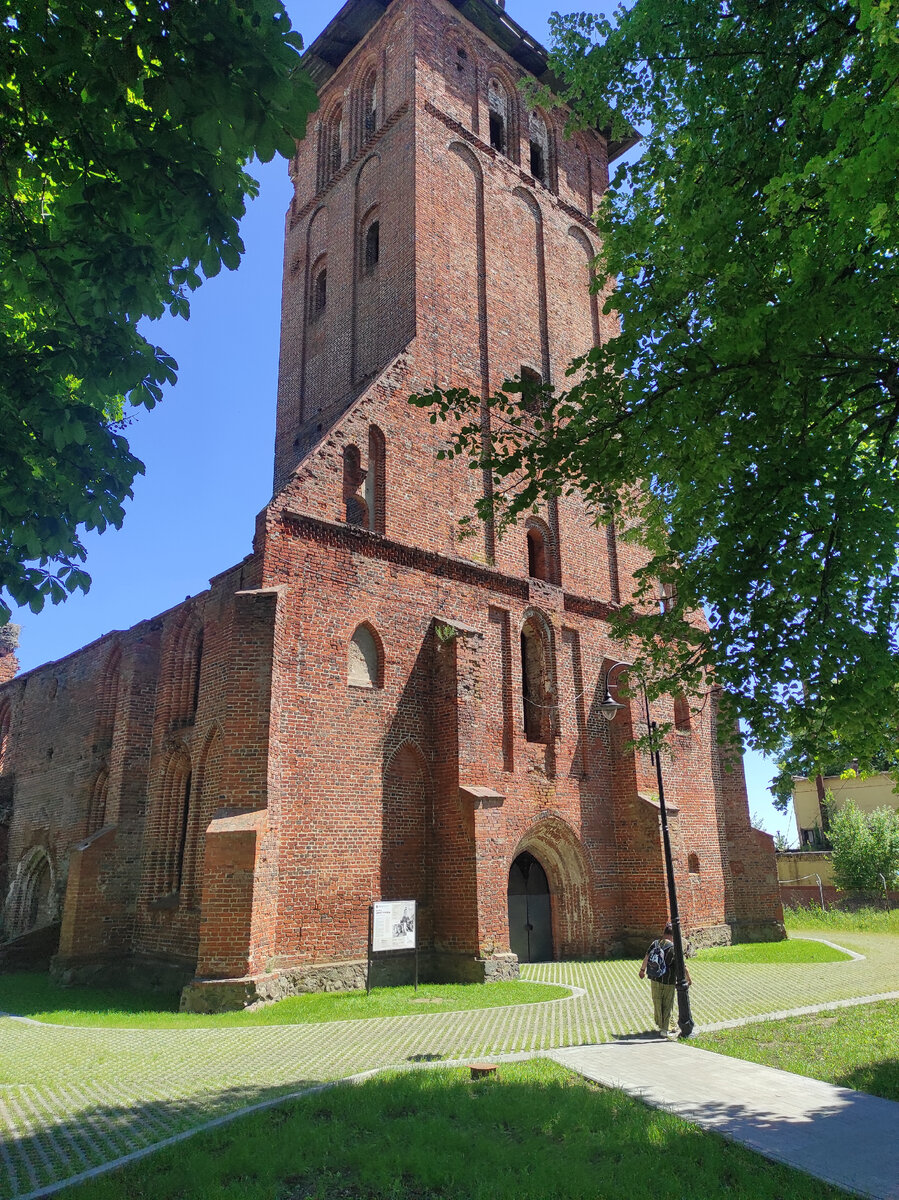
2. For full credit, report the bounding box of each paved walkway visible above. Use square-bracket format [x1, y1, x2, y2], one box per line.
[551, 1040, 899, 1200]
[0, 931, 896, 1199]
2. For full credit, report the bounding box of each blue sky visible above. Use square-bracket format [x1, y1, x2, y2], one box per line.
[7, 0, 796, 844]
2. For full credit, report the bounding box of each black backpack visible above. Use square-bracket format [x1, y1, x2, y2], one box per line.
[646, 940, 669, 981]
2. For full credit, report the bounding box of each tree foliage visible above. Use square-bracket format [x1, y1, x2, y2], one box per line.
[827, 799, 899, 892]
[0, 0, 317, 621]
[412, 0, 899, 794]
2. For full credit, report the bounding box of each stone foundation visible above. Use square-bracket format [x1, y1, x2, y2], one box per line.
[180, 950, 521, 1013]
[50, 952, 195, 994]
[729, 919, 787, 944]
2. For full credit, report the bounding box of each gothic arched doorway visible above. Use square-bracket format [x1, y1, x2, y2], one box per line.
[507, 851, 553, 963]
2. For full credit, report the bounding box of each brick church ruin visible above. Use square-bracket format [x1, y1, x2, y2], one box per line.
[0, 0, 782, 1009]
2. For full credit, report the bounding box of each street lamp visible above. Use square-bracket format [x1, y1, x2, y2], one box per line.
[601, 661, 695, 1039]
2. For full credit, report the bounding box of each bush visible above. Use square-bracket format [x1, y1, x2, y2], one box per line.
[783, 903, 899, 933]
[826, 799, 899, 893]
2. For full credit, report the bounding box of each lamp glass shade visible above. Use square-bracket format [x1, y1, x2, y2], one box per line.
[599, 692, 626, 721]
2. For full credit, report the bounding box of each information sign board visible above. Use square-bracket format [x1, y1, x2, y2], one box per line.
[371, 900, 416, 952]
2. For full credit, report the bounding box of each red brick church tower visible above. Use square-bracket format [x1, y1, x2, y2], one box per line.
[0, 0, 783, 1007]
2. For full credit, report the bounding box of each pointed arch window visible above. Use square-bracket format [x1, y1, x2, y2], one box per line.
[87, 768, 109, 834]
[674, 693, 692, 733]
[158, 748, 192, 896]
[361, 69, 377, 139]
[329, 105, 343, 175]
[525, 517, 557, 586]
[521, 618, 552, 743]
[343, 444, 369, 527]
[348, 624, 383, 688]
[488, 79, 508, 155]
[529, 110, 550, 186]
[367, 425, 386, 534]
[364, 219, 380, 272]
[318, 105, 343, 189]
[310, 258, 327, 320]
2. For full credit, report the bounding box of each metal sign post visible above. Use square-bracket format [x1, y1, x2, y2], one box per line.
[367, 904, 374, 995]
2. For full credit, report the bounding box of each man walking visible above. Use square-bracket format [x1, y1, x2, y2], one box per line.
[639, 922, 691, 1038]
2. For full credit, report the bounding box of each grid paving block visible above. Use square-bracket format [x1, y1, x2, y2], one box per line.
[1, 931, 897, 1199]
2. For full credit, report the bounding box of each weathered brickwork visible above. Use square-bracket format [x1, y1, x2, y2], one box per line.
[0, 0, 783, 1008]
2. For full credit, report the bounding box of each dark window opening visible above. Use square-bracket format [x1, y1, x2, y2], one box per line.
[364, 221, 380, 271]
[528, 111, 550, 187]
[527, 529, 547, 581]
[312, 267, 327, 316]
[489, 110, 506, 153]
[674, 693, 691, 732]
[520, 365, 542, 413]
[688, 852, 700, 875]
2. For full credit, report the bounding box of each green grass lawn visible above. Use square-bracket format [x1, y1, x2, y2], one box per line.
[693, 1000, 899, 1102]
[0, 972, 569, 1028]
[693, 938, 851, 964]
[783, 904, 899, 934]
[63, 1059, 852, 1200]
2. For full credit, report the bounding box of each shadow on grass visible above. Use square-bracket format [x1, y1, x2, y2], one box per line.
[5, 1061, 863, 1200]
[0, 969, 180, 1022]
[0, 1078, 321, 1200]
[836, 1058, 899, 1103]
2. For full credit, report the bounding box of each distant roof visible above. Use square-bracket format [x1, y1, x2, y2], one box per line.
[302, 0, 639, 162]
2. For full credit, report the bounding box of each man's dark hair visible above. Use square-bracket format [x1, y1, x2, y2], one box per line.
[663, 923, 673, 935]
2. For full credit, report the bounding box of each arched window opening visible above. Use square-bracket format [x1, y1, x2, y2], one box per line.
[527, 528, 547, 581]
[87, 768, 109, 834]
[488, 79, 508, 154]
[688, 852, 700, 875]
[343, 444, 370, 528]
[529, 111, 550, 185]
[27, 856, 51, 929]
[175, 771, 192, 893]
[329, 106, 343, 176]
[519, 365, 542, 414]
[158, 749, 191, 896]
[456, 46, 468, 70]
[349, 624, 382, 688]
[366, 425, 386, 534]
[311, 263, 327, 318]
[361, 71, 377, 138]
[659, 580, 677, 615]
[190, 632, 204, 717]
[521, 619, 551, 743]
[7, 848, 56, 937]
[95, 646, 121, 752]
[674, 693, 692, 733]
[364, 219, 380, 272]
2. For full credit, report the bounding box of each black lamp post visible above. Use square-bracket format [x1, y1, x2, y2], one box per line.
[600, 661, 695, 1039]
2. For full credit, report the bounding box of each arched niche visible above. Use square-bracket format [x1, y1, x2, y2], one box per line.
[348, 623, 383, 689]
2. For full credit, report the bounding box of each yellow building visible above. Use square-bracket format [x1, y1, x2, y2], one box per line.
[792, 772, 899, 847]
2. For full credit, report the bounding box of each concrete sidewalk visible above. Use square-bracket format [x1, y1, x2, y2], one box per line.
[550, 1039, 899, 1200]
